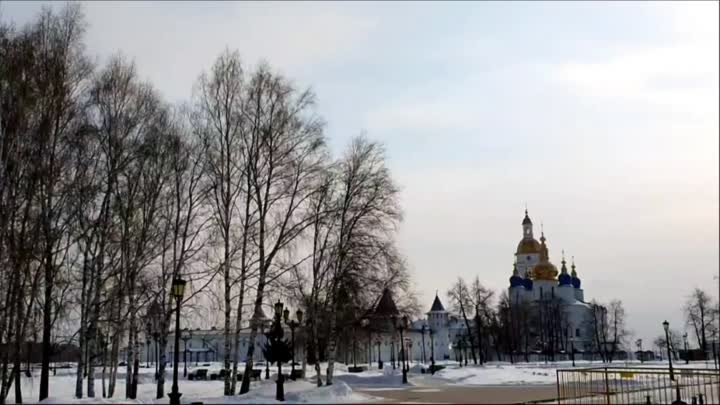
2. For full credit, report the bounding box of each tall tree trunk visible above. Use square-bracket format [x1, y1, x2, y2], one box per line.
[222, 225, 232, 396]
[239, 277, 266, 395]
[75, 327, 84, 399]
[325, 308, 338, 386]
[156, 334, 168, 399]
[38, 256, 54, 402]
[230, 280, 246, 395]
[87, 337, 96, 398]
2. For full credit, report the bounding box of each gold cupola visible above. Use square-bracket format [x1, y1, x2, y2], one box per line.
[531, 228, 558, 281]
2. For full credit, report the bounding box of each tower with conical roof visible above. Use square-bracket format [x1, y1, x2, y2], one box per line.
[426, 291, 450, 360]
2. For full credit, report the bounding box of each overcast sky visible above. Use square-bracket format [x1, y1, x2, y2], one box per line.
[2, 1, 718, 347]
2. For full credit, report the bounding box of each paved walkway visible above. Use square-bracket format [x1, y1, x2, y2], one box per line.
[357, 384, 557, 404]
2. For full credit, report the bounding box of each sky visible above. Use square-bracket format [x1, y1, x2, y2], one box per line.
[2, 1, 718, 348]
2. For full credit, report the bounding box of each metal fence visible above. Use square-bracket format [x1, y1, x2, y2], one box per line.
[556, 367, 720, 404]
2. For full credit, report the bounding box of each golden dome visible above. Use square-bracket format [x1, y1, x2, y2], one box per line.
[516, 239, 542, 254]
[532, 262, 558, 280]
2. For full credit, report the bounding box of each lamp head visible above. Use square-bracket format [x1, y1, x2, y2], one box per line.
[172, 278, 186, 299]
[283, 308, 290, 323]
[296, 309, 303, 324]
[663, 320, 669, 332]
[274, 300, 283, 317]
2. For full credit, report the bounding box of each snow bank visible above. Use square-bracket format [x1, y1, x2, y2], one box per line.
[434, 364, 556, 385]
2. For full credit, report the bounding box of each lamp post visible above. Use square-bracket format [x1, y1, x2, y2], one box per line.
[376, 339, 383, 369]
[663, 320, 675, 381]
[361, 318, 371, 367]
[260, 322, 270, 380]
[636, 339, 644, 363]
[393, 315, 408, 384]
[181, 328, 191, 378]
[283, 307, 303, 380]
[429, 327, 436, 374]
[145, 321, 152, 369]
[408, 340, 413, 367]
[420, 324, 427, 364]
[683, 332, 689, 365]
[269, 300, 290, 401]
[570, 338, 576, 367]
[168, 278, 186, 405]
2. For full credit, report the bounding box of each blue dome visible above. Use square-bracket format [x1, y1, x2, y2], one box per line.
[572, 276, 581, 289]
[523, 277, 533, 290]
[509, 275, 523, 288]
[558, 273, 572, 286]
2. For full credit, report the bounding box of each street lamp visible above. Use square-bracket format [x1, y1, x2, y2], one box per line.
[429, 327, 436, 374]
[145, 322, 152, 369]
[393, 315, 409, 384]
[636, 339, 644, 363]
[683, 332, 689, 365]
[181, 328, 191, 378]
[663, 320, 674, 381]
[376, 338, 383, 370]
[361, 318, 371, 367]
[420, 324, 427, 365]
[168, 277, 186, 405]
[570, 337, 576, 367]
[265, 300, 292, 401]
[283, 307, 303, 380]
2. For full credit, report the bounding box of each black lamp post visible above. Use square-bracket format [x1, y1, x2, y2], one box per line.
[361, 318, 371, 367]
[683, 332, 689, 364]
[145, 321, 152, 369]
[181, 328, 191, 378]
[393, 315, 409, 384]
[268, 300, 291, 401]
[376, 339, 383, 369]
[429, 327, 436, 374]
[260, 322, 270, 380]
[663, 320, 675, 381]
[391, 338, 395, 370]
[283, 307, 303, 380]
[168, 278, 186, 405]
[420, 324, 427, 364]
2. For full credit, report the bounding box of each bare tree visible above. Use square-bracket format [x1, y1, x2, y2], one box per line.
[323, 136, 402, 385]
[239, 63, 325, 394]
[684, 288, 716, 354]
[447, 278, 478, 365]
[193, 49, 249, 396]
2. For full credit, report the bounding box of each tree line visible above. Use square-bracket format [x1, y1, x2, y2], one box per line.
[0, 4, 415, 403]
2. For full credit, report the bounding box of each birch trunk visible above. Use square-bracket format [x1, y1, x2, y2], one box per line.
[156, 332, 168, 399]
[229, 281, 245, 394]
[87, 337, 95, 398]
[239, 278, 266, 395]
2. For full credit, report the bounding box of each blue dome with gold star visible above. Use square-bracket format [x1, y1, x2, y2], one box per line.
[571, 259, 581, 288]
[523, 276, 533, 290]
[558, 253, 573, 286]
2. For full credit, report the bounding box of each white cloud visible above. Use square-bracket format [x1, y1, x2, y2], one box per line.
[552, 3, 719, 114]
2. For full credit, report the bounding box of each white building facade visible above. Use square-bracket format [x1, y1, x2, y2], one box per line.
[508, 210, 593, 351]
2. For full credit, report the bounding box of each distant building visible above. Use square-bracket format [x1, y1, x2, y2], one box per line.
[362, 288, 467, 364]
[508, 210, 594, 355]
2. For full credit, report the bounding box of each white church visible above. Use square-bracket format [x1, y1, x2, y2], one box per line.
[508, 209, 593, 350]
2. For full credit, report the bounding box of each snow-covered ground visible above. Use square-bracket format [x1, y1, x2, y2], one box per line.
[21, 363, 375, 404]
[15, 359, 718, 403]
